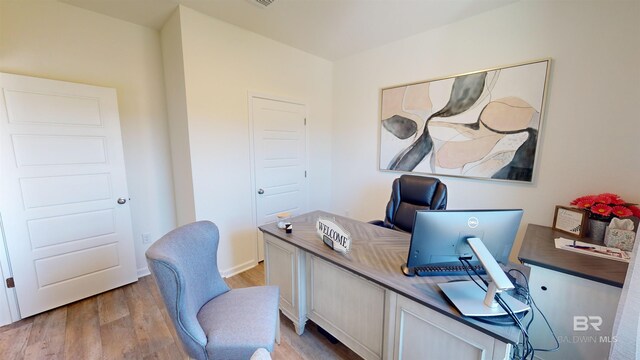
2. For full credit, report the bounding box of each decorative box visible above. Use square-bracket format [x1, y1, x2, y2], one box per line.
[604, 228, 636, 251]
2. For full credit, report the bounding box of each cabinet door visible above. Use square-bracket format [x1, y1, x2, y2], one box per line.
[307, 255, 385, 360]
[394, 295, 510, 360]
[526, 264, 621, 360]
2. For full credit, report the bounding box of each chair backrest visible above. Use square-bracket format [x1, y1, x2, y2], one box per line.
[383, 175, 447, 232]
[145, 221, 230, 360]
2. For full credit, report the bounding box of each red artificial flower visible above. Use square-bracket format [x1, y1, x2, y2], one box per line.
[594, 194, 614, 205]
[610, 197, 626, 205]
[599, 192, 621, 199]
[575, 198, 595, 209]
[612, 206, 633, 218]
[590, 203, 612, 216]
[571, 195, 595, 206]
[572, 193, 637, 219]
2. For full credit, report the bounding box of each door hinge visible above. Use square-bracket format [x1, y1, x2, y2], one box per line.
[304, 118, 307, 125]
[6, 277, 14, 289]
[305, 170, 307, 178]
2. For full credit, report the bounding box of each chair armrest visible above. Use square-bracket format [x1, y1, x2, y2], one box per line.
[369, 220, 393, 229]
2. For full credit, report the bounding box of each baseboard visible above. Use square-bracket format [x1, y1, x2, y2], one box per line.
[137, 266, 150, 278]
[221, 259, 258, 278]
[140, 261, 257, 279]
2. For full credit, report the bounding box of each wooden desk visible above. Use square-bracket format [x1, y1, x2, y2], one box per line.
[518, 224, 626, 360]
[260, 211, 522, 360]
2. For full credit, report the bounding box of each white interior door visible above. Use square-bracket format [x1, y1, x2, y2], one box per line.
[0, 73, 137, 318]
[251, 95, 308, 261]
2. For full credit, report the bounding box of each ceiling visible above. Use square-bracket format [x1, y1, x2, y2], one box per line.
[59, 0, 517, 61]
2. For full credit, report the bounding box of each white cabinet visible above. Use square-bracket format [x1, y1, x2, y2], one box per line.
[526, 264, 621, 360]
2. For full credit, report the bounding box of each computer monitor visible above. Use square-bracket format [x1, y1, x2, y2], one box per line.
[402, 209, 523, 276]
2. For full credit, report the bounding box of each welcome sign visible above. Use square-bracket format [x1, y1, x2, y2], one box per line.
[316, 217, 352, 253]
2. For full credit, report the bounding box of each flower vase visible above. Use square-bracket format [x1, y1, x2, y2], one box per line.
[586, 219, 609, 241]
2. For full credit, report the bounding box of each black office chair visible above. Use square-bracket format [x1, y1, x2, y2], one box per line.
[370, 175, 447, 232]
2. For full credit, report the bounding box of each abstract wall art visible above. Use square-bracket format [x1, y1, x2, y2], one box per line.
[379, 59, 550, 183]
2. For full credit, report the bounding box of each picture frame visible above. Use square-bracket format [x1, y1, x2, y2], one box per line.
[552, 206, 588, 237]
[379, 58, 551, 183]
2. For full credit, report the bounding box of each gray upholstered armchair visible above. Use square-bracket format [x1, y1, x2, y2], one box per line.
[145, 221, 280, 360]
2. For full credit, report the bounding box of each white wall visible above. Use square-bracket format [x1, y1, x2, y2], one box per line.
[331, 0, 640, 258]
[0, 1, 176, 276]
[161, 10, 197, 226]
[165, 6, 333, 275]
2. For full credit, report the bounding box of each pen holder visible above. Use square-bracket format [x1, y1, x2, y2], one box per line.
[277, 212, 291, 229]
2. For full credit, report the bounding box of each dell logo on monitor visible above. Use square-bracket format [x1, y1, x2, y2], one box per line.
[468, 217, 479, 228]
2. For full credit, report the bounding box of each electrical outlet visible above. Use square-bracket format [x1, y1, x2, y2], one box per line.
[142, 233, 151, 244]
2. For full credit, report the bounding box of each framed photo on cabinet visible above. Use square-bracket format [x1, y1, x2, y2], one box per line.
[552, 206, 588, 237]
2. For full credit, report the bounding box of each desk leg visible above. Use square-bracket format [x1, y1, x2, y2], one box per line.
[276, 311, 281, 344]
[264, 234, 308, 336]
[294, 319, 307, 335]
[382, 290, 397, 360]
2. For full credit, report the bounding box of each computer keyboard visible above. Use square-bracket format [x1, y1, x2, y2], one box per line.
[414, 263, 486, 277]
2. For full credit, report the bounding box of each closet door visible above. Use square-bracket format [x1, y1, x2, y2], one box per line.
[250, 95, 308, 261]
[0, 72, 137, 318]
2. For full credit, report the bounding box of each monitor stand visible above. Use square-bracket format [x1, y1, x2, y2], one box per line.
[400, 263, 415, 277]
[438, 280, 530, 317]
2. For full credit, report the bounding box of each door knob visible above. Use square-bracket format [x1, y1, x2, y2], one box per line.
[117, 198, 127, 204]
[258, 189, 264, 194]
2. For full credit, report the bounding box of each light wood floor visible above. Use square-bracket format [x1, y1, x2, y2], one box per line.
[0, 263, 361, 360]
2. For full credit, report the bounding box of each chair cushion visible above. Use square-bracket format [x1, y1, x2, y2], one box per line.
[197, 286, 279, 360]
